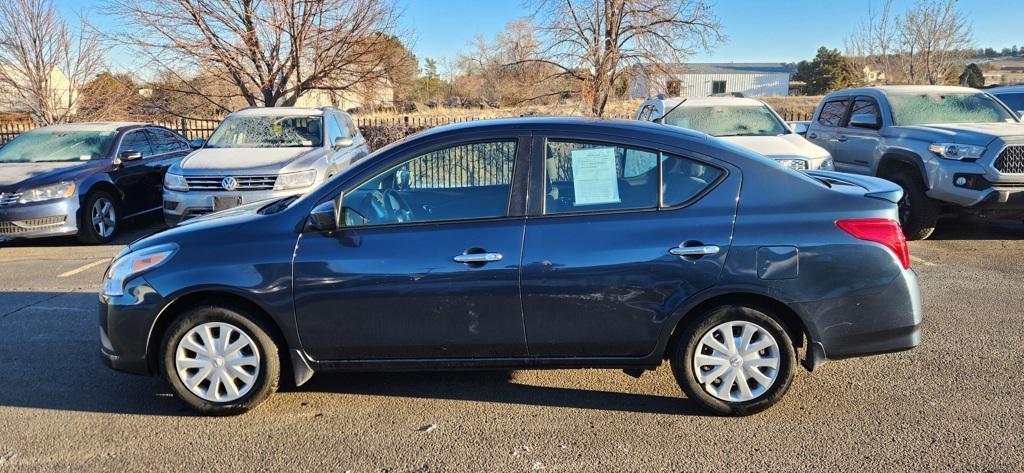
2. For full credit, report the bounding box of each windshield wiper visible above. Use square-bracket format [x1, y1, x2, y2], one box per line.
[258, 195, 300, 215]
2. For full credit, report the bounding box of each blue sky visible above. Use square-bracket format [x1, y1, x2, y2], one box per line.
[58, 0, 1023, 72]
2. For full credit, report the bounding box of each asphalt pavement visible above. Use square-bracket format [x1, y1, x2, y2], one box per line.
[0, 216, 1022, 471]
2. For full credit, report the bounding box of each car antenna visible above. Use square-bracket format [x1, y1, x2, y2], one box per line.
[656, 98, 687, 124]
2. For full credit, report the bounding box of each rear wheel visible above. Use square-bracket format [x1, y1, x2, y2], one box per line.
[77, 191, 119, 244]
[886, 171, 939, 241]
[670, 305, 797, 416]
[160, 305, 280, 415]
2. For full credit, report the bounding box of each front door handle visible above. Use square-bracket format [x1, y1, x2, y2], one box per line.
[808, 132, 817, 139]
[453, 252, 503, 264]
[837, 135, 848, 142]
[669, 245, 720, 258]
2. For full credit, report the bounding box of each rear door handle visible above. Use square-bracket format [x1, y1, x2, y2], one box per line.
[669, 245, 720, 258]
[837, 135, 848, 142]
[453, 253, 503, 264]
[808, 132, 817, 139]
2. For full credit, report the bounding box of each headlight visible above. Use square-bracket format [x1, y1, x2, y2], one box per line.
[774, 157, 809, 170]
[928, 143, 985, 160]
[18, 181, 76, 203]
[164, 173, 189, 191]
[274, 169, 317, 190]
[101, 243, 177, 297]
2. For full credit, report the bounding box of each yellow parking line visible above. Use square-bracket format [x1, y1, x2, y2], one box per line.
[58, 259, 109, 278]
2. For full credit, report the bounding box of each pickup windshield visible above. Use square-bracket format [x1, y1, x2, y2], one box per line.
[888, 92, 1015, 125]
[663, 105, 787, 137]
[206, 115, 323, 148]
[0, 130, 116, 163]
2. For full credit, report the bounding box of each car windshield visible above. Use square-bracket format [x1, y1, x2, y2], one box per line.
[0, 130, 116, 163]
[888, 92, 1015, 125]
[663, 105, 787, 137]
[205, 115, 323, 148]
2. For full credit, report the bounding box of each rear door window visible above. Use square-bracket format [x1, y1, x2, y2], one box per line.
[544, 140, 659, 214]
[817, 98, 850, 127]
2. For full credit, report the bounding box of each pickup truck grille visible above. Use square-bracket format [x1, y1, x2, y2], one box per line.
[184, 175, 277, 191]
[994, 146, 1024, 174]
[0, 192, 22, 206]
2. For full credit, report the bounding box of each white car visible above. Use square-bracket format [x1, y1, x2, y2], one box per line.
[636, 96, 834, 171]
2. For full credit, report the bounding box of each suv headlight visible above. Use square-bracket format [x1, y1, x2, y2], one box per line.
[18, 181, 76, 203]
[774, 157, 809, 170]
[274, 169, 317, 190]
[164, 173, 189, 191]
[928, 143, 985, 160]
[101, 243, 177, 297]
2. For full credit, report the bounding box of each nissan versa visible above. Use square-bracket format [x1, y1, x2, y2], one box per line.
[99, 118, 922, 416]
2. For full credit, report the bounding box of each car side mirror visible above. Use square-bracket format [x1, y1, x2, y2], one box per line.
[189, 138, 205, 149]
[119, 150, 143, 161]
[791, 122, 809, 135]
[849, 113, 881, 130]
[333, 136, 354, 150]
[307, 195, 342, 232]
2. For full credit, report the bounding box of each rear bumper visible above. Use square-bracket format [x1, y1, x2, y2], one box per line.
[0, 197, 79, 240]
[793, 268, 922, 364]
[961, 187, 1024, 218]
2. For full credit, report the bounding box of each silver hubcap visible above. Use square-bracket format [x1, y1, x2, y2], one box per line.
[175, 322, 260, 403]
[91, 198, 116, 238]
[692, 321, 781, 402]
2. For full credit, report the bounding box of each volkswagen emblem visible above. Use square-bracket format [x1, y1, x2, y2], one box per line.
[221, 176, 238, 191]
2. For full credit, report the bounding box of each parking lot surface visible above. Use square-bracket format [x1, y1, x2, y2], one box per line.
[1, 216, 1022, 471]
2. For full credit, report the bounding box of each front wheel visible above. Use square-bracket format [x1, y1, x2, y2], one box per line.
[670, 305, 797, 416]
[160, 306, 280, 415]
[77, 191, 119, 244]
[887, 172, 939, 241]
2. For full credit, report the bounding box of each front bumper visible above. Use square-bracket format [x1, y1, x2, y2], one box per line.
[163, 187, 306, 226]
[0, 197, 79, 240]
[99, 277, 166, 375]
[793, 268, 922, 365]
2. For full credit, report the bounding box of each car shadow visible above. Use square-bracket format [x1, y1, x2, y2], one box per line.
[926, 217, 1023, 241]
[0, 290, 702, 417]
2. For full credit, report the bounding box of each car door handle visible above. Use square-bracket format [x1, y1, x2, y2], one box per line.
[837, 135, 848, 142]
[669, 245, 720, 258]
[453, 253, 503, 264]
[808, 132, 817, 139]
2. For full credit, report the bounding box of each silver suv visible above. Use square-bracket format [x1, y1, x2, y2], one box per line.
[806, 85, 1024, 239]
[163, 107, 369, 225]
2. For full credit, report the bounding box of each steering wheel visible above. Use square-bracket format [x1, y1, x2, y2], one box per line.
[364, 188, 415, 224]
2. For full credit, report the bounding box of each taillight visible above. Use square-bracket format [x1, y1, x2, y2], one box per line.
[836, 218, 910, 269]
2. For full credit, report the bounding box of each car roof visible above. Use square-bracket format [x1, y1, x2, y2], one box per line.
[229, 107, 326, 117]
[32, 122, 149, 133]
[987, 85, 1024, 94]
[650, 96, 767, 108]
[403, 116, 710, 143]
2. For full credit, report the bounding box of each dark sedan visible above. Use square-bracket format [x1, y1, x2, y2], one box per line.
[0, 123, 191, 243]
[99, 117, 921, 416]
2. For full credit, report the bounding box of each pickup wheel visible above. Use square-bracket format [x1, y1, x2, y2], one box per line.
[669, 305, 797, 416]
[887, 171, 939, 240]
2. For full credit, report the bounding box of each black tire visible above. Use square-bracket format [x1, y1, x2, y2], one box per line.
[669, 305, 797, 416]
[887, 171, 939, 241]
[77, 190, 120, 244]
[160, 305, 280, 416]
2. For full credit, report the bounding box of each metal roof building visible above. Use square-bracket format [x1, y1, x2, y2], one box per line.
[629, 63, 793, 98]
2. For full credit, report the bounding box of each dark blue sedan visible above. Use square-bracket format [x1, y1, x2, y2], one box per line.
[99, 118, 921, 416]
[0, 123, 191, 243]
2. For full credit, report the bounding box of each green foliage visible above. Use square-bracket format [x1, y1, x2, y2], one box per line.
[793, 47, 862, 95]
[958, 63, 984, 88]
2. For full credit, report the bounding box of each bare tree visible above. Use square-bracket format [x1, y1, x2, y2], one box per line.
[898, 0, 972, 85]
[0, 0, 106, 124]
[847, 0, 972, 85]
[106, 0, 405, 109]
[523, 0, 722, 117]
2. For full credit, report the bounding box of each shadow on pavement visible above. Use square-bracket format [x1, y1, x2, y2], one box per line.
[0, 290, 701, 417]
[928, 217, 1023, 241]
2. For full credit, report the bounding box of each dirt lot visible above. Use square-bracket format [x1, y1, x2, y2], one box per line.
[0, 215, 1022, 471]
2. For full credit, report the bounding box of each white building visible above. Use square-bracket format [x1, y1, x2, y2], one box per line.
[630, 63, 792, 98]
